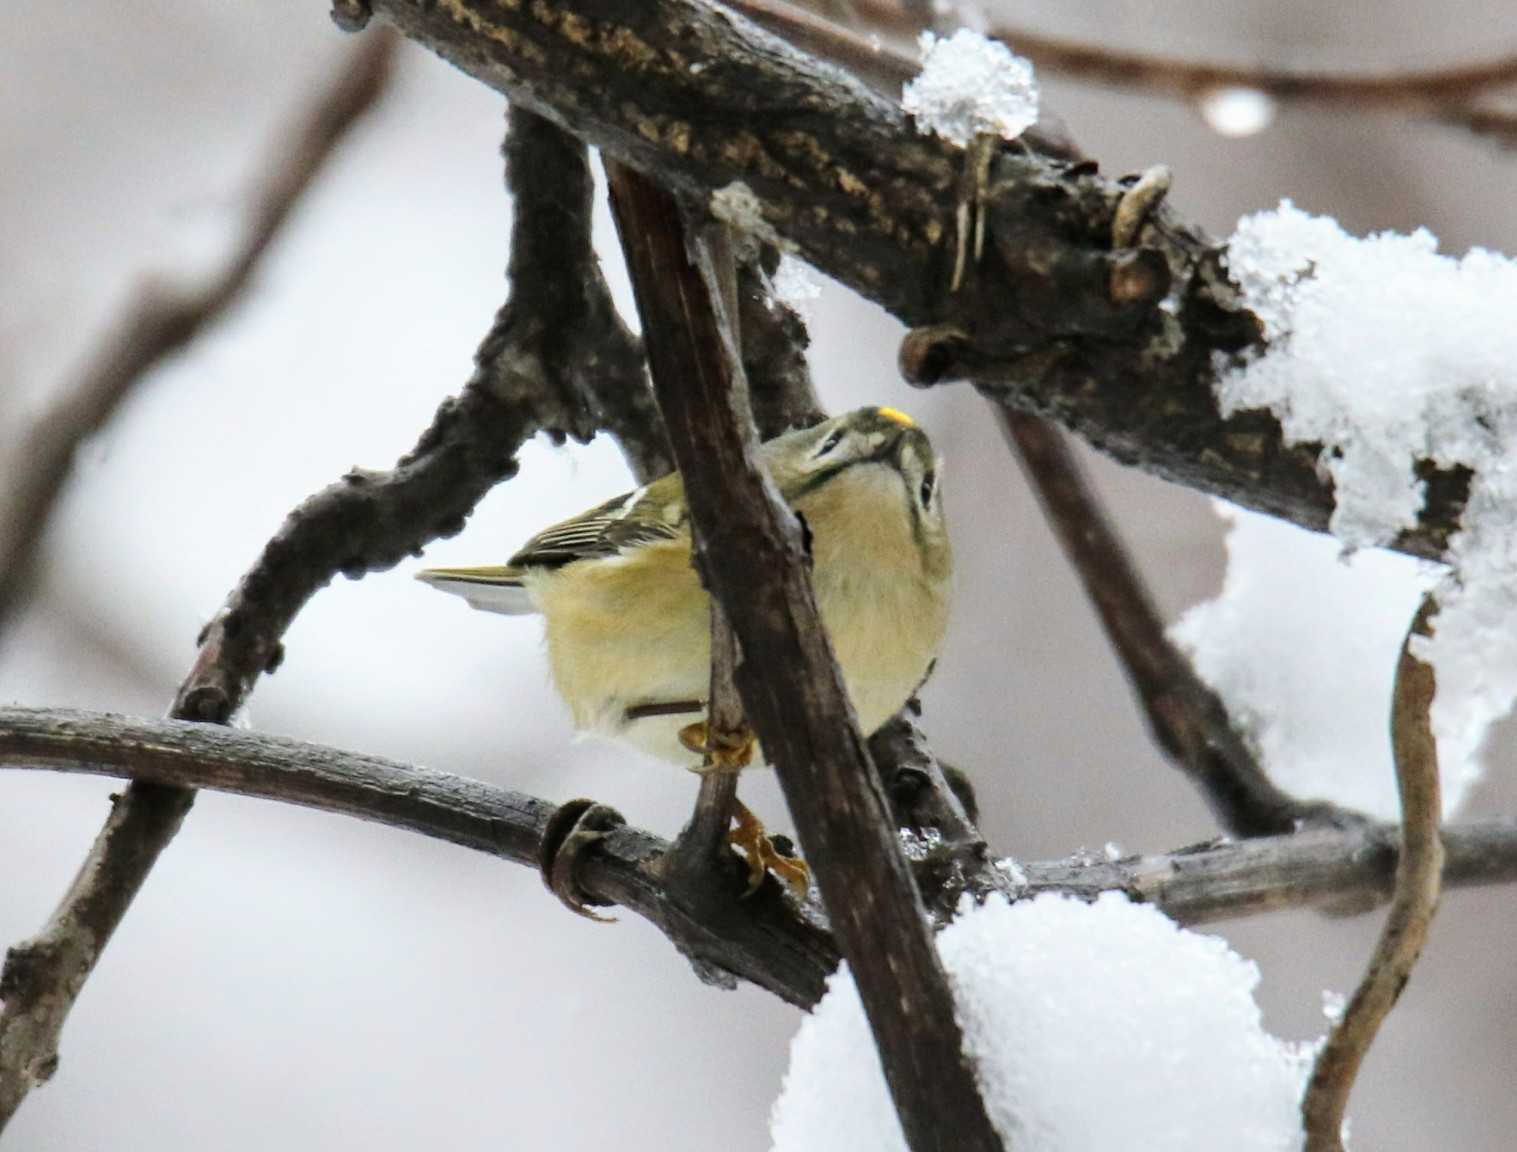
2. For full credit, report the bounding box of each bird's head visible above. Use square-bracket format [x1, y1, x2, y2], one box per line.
[769, 407, 950, 581]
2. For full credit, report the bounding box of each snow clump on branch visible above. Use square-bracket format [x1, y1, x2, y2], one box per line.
[1172, 505, 1444, 820]
[901, 30, 1039, 146]
[1179, 202, 1517, 819]
[769, 892, 1313, 1152]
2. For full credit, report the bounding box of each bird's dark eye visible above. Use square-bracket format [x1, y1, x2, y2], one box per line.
[918, 473, 936, 506]
[815, 429, 845, 457]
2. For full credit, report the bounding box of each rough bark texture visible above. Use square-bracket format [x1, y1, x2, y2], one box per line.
[605, 163, 1006, 1152]
[357, 0, 1470, 559]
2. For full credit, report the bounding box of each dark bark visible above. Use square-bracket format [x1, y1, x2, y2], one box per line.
[605, 163, 1006, 1152]
[355, 0, 1469, 560]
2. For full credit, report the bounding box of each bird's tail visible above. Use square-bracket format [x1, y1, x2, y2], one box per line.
[415, 565, 537, 615]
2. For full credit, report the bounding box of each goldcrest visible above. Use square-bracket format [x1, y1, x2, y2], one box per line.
[417, 406, 952, 767]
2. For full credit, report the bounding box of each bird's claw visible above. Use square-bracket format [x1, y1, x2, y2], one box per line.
[729, 801, 810, 899]
[678, 721, 756, 771]
[538, 798, 625, 922]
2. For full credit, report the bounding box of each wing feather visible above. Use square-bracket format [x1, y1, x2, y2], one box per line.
[508, 486, 685, 569]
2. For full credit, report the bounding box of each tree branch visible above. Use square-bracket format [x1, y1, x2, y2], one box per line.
[353, 0, 1469, 561]
[1301, 597, 1445, 1150]
[0, 37, 399, 1129]
[2, 706, 1512, 1002]
[997, 406, 1356, 836]
[605, 163, 1005, 1152]
[764, 0, 1517, 149]
[0, 32, 397, 638]
[0, 67, 652, 1131]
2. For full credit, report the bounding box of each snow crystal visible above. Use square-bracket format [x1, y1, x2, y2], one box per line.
[901, 30, 1039, 147]
[1171, 504, 1456, 820]
[898, 826, 945, 861]
[770, 254, 823, 313]
[992, 856, 1028, 888]
[769, 893, 1313, 1152]
[1208, 201, 1517, 817]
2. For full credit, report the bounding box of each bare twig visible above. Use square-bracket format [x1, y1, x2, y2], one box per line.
[0, 37, 398, 1129]
[605, 162, 1005, 1152]
[0, 74, 652, 1131]
[1301, 597, 1445, 1150]
[663, 226, 744, 876]
[997, 406, 1354, 836]
[2, 706, 1511, 1000]
[0, 32, 397, 638]
[832, 0, 1517, 146]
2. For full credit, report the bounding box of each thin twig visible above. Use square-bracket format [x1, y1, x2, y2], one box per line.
[2, 706, 1511, 1001]
[0, 32, 397, 638]
[665, 225, 745, 874]
[0, 36, 398, 1130]
[1301, 596, 1445, 1150]
[0, 76, 651, 1132]
[605, 161, 1005, 1152]
[841, 0, 1517, 146]
[997, 406, 1354, 836]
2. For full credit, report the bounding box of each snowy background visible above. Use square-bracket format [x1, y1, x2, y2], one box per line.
[3, 1, 1517, 1148]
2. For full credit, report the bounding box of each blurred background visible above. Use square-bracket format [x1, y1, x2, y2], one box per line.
[2, 2, 1515, 1148]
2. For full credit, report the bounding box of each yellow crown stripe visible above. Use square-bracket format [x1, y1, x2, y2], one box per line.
[876, 406, 916, 428]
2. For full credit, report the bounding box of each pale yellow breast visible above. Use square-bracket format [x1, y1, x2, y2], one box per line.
[526, 460, 950, 763]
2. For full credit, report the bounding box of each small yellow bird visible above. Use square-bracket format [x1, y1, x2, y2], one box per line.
[417, 406, 952, 891]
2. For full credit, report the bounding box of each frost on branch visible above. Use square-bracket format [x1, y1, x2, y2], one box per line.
[1196, 202, 1517, 819]
[1172, 505, 1449, 820]
[769, 893, 1313, 1152]
[901, 30, 1039, 147]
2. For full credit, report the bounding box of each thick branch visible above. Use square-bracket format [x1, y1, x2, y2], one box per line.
[0, 33, 396, 637]
[356, 0, 1468, 560]
[2, 707, 1513, 998]
[1302, 598, 1445, 1150]
[0, 73, 652, 1131]
[998, 407, 1354, 836]
[605, 164, 1004, 1152]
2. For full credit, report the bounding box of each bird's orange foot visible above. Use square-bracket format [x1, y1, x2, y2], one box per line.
[678, 721, 756, 771]
[729, 800, 810, 899]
